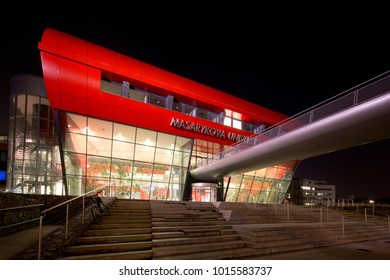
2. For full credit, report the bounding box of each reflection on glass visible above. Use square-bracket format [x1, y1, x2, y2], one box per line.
[134, 144, 156, 162]
[56, 112, 194, 199]
[64, 133, 86, 153]
[156, 133, 175, 149]
[154, 148, 173, 165]
[136, 128, 157, 146]
[87, 136, 112, 157]
[112, 140, 134, 160]
[64, 113, 86, 134]
[87, 118, 113, 139]
[113, 123, 136, 142]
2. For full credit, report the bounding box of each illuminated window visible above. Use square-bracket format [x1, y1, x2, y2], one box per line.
[224, 116, 232, 126]
[232, 119, 242, 129]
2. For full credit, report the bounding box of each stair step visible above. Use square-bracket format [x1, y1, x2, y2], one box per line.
[64, 241, 152, 255]
[152, 225, 232, 233]
[153, 240, 246, 258]
[83, 227, 152, 236]
[152, 231, 186, 239]
[89, 223, 151, 229]
[76, 234, 152, 244]
[156, 247, 261, 260]
[60, 250, 152, 260]
[101, 218, 151, 223]
[153, 233, 241, 247]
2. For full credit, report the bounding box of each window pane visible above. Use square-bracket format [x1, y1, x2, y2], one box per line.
[232, 119, 242, 129]
[136, 128, 157, 146]
[65, 153, 86, 176]
[26, 95, 40, 116]
[131, 180, 151, 199]
[112, 140, 134, 160]
[175, 137, 192, 152]
[63, 113, 87, 134]
[150, 94, 165, 108]
[87, 136, 112, 157]
[63, 132, 86, 153]
[16, 95, 26, 117]
[156, 132, 175, 149]
[134, 144, 156, 162]
[154, 148, 173, 165]
[87, 156, 111, 178]
[87, 118, 113, 139]
[129, 89, 147, 103]
[113, 123, 136, 142]
[172, 150, 190, 167]
[198, 109, 209, 120]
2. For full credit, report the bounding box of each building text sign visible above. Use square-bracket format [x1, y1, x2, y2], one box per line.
[170, 118, 250, 143]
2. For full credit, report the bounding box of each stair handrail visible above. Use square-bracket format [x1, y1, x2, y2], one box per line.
[0, 204, 45, 212]
[37, 186, 105, 260]
[364, 208, 390, 233]
[0, 204, 45, 231]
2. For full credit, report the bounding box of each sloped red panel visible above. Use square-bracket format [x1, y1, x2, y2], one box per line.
[38, 27, 290, 146]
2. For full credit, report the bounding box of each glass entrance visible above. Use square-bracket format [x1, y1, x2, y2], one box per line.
[191, 182, 218, 202]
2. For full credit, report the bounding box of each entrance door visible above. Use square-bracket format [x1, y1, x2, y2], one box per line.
[191, 182, 217, 202]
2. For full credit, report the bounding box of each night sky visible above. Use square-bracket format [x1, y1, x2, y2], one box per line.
[1, 3, 389, 199]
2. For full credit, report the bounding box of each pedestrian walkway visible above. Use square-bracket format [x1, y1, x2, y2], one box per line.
[0, 226, 59, 260]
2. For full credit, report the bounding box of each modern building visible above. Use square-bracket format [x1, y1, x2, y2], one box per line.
[287, 177, 336, 205]
[5, 28, 300, 204]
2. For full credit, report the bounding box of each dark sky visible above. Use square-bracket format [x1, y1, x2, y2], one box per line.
[1, 3, 389, 198]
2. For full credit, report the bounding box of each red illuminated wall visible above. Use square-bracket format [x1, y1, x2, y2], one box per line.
[38, 28, 289, 146]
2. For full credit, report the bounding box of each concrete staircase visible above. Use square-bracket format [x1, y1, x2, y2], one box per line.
[150, 200, 261, 259]
[58, 200, 390, 260]
[214, 202, 390, 258]
[59, 199, 152, 260]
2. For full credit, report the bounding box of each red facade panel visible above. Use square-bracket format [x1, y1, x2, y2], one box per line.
[38, 28, 289, 145]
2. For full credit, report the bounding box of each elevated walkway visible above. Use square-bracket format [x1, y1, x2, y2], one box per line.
[191, 71, 390, 181]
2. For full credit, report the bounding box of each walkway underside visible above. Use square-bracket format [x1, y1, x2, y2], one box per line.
[190, 92, 390, 182]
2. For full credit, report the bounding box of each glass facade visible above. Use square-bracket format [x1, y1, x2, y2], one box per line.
[60, 112, 193, 199]
[7, 75, 62, 195]
[224, 161, 298, 204]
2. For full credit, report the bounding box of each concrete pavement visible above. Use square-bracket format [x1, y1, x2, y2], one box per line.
[0, 226, 59, 260]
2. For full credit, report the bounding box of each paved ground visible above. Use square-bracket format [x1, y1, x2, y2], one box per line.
[0, 226, 59, 260]
[1, 226, 390, 260]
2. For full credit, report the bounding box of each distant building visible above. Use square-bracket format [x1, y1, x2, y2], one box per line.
[287, 178, 336, 205]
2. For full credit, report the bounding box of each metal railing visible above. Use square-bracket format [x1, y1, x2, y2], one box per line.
[364, 208, 390, 233]
[0, 204, 44, 231]
[37, 186, 105, 260]
[320, 206, 345, 237]
[195, 70, 390, 168]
